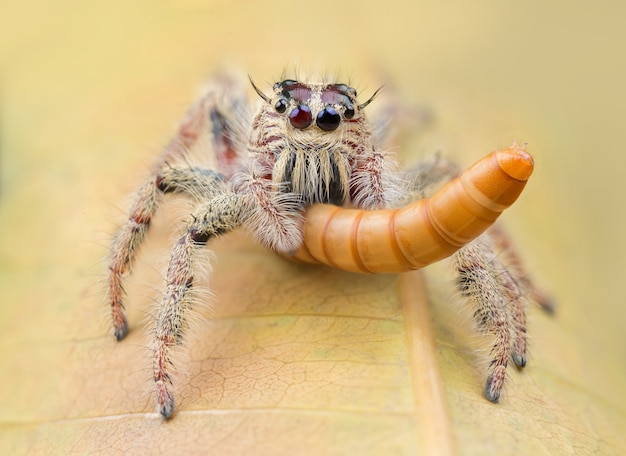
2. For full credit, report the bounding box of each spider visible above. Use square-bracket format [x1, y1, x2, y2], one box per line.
[107, 73, 552, 419]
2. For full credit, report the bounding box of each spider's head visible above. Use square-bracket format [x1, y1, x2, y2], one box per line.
[250, 77, 381, 134]
[247, 77, 382, 205]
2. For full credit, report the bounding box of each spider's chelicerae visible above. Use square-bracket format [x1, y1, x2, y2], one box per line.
[107, 73, 552, 419]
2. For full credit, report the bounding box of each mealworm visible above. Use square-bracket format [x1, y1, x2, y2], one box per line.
[291, 146, 534, 273]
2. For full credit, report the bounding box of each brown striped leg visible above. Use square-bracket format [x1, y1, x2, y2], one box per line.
[107, 167, 226, 339]
[454, 234, 521, 403]
[152, 194, 245, 418]
[488, 224, 555, 314]
[106, 74, 246, 340]
[108, 180, 157, 339]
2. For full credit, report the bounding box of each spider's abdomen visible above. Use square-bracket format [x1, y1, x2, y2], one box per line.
[273, 148, 351, 206]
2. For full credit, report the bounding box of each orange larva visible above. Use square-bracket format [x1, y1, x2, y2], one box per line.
[291, 146, 534, 273]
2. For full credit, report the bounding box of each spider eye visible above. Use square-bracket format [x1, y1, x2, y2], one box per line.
[275, 98, 288, 113]
[344, 104, 355, 119]
[289, 104, 313, 129]
[316, 106, 341, 131]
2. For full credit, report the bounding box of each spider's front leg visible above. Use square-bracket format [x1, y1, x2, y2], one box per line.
[107, 76, 246, 340]
[453, 223, 552, 402]
[107, 166, 227, 340]
[153, 192, 246, 419]
[454, 234, 523, 402]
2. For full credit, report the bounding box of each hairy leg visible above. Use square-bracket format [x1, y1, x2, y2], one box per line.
[403, 153, 461, 199]
[107, 166, 226, 339]
[454, 233, 525, 403]
[107, 75, 247, 339]
[366, 152, 460, 210]
[152, 194, 246, 418]
[488, 224, 555, 314]
[108, 179, 160, 340]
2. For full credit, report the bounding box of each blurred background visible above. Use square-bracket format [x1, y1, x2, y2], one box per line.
[1, 0, 625, 453]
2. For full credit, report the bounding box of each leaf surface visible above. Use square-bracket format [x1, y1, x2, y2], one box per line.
[2, 1, 626, 454]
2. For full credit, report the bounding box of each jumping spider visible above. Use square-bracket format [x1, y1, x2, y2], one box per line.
[107, 73, 552, 419]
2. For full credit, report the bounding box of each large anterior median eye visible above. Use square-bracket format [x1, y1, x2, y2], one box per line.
[289, 104, 313, 129]
[316, 106, 341, 131]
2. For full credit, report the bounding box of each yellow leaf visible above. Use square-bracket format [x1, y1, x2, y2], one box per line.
[2, 1, 626, 455]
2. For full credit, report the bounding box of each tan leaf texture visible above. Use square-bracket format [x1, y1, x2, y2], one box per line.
[2, 1, 626, 455]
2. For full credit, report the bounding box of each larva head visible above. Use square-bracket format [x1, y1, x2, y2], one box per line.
[248, 77, 380, 205]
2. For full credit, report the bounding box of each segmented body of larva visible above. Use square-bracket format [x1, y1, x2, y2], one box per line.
[292, 146, 534, 273]
[107, 73, 551, 419]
